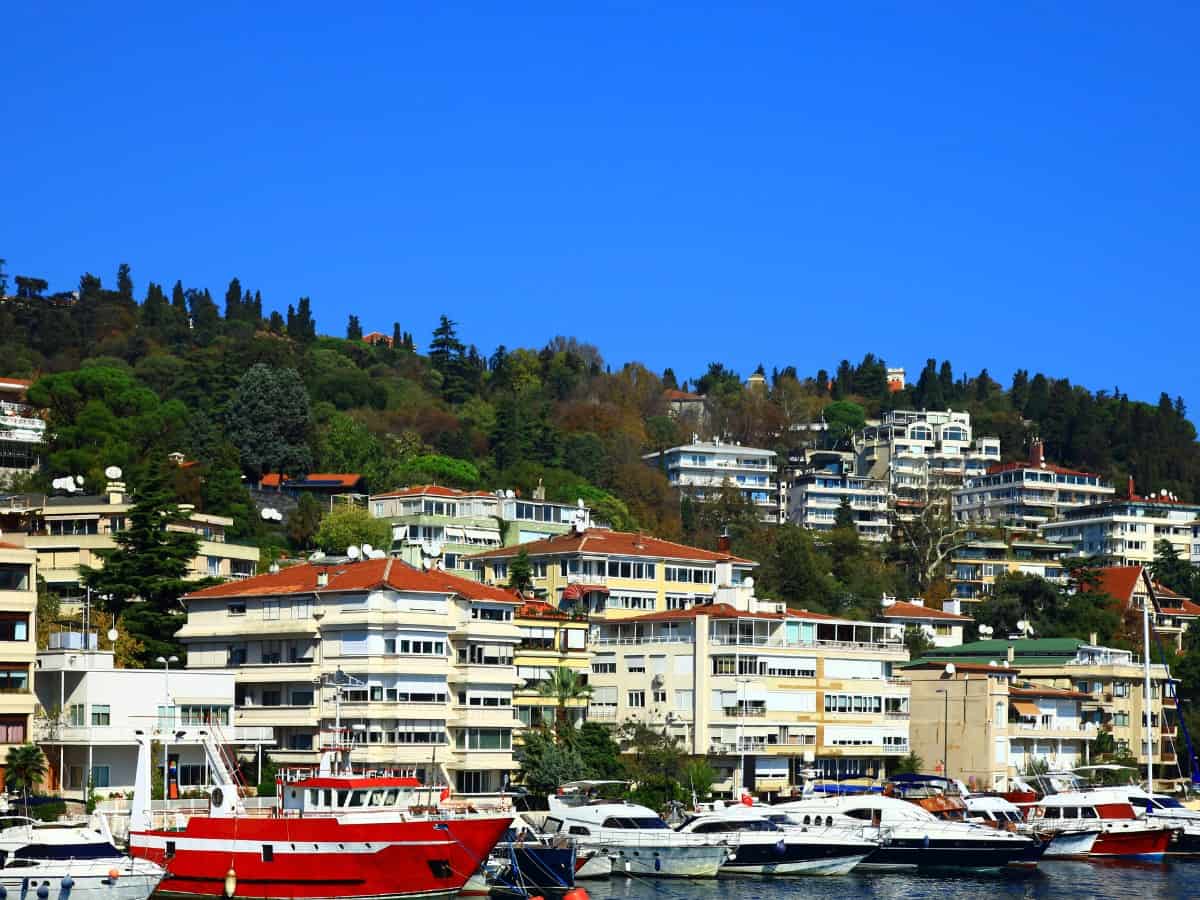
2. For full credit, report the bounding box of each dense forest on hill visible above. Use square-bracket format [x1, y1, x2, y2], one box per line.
[3, 261, 1200, 623]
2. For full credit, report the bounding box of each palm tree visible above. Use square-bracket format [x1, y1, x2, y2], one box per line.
[5, 743, 47, 813]
[537, 667, 592, 742]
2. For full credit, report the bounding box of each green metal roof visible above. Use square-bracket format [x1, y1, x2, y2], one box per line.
[903, 637, 1085, 669]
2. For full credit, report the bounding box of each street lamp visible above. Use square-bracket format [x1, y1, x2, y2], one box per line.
[156, 655, 179, 802]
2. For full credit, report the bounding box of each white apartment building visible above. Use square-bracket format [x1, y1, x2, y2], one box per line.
[587, 590, 910, 792]
[0, 378, 44, 482]
[954, 441, 1114, 527]
[786, 450, 890, 542]
[856, 410, 1000, 522]
[643, 439, 780, 524]
[1040, 492, 1200, 567]
[878, 597, 972, 648]
[370, 484, 593, 577]
[177, 557, 526, 796]
[33, 630, 271, 798]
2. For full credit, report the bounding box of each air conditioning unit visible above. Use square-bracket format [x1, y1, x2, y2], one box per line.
[651, 674, 665, 688]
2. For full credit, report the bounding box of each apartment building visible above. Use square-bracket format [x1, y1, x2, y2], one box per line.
[643, 438, 779, 524]
[370, 485, 593, 578]
[856, 410, 1000, 522]
[0, 377, 44, 481]
[1040, 487, 1200, 567]
[878, 597, 972, 648]
[953, 440, 1114, 527]
[785, 449, 890, 542]
[915, 639, 1179, 787]
[512, 599, 590, 731]
[948, 533, 1072, 603]
[33, 630, 271, 798]
[0, 542, 37, 779]
[2, 479, 259, 603]
[468, 528, 757, 621]
[177, 557, 526, 796]
[586, 594, 909, 792]
[907, 662, 1090, 792]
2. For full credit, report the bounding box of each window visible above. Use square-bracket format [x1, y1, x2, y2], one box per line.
[288, 733, 315, 751]
[1114, 682, 1130, 698]
[91, 765, 110, 788]
[456, 728, 512, 750]
[227, 603, 246, 617]
[0, 716, 26, 743]
[263, 600, 280, 620]
[626, 657, 646, 673]
[0, 565, 30, 592]
[591, 660, 616, 674]
[178, 764, 206, 786]
[181, 705, 230, 725]
[90, 705, 111, 726]
[675, 690, 693, 709]
[628, 691, 646, 708]
[471, 606, 513, 622]
[712, 657, 735, 675]
[0, 667, 28, 693]
[0, 614, 29, 642]
[293, 597, 313, 618]
[207, 557, 222, 577]
[290, 690, 314, 706]
[653, 690, 666, 704]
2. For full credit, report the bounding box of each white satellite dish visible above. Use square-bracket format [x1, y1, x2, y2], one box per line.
[505, 490, 515, 499]
[104, 465, 123, 480]
[429, 542, 442, 557]
[74, 475, 85, 485]
[361, 544, 373, 557]
[346, 545, 361, 560]
[944, 663, 956, 676]
[261, 507, 278, 521]
[106, 628, 118, 642]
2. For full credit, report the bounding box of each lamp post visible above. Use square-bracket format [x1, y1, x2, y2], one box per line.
[157, 655, 179, 802]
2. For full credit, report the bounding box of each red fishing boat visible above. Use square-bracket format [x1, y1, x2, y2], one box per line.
[128, 730, 511, 900]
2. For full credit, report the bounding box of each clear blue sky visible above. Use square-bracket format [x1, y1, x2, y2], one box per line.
[5, 4, 1198, 410]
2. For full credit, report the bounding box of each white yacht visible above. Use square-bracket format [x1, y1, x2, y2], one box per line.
[676, 804, 875, 875]
[1123, 788, 1200, 855]
[543, 783, 731, 878]
[0, 815, 165, 900]
[771, 794, 1037, 870]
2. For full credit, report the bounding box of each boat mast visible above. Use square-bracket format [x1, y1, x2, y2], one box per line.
[1143, 596, 1153, 793]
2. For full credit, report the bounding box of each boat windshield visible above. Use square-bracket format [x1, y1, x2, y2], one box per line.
[1153, 797, 1185, 809]
[686, 819, 778, 834]
[601, 816, 670, 829]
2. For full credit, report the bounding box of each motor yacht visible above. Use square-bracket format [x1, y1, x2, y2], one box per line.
[676, 804, 875, 875]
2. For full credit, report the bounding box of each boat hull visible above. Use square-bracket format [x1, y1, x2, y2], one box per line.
[1040, 828, 1100, 859]
[585, 843, 728, 878]
[1090, 826, 1174, 860]
[130, 814, 512, 900]
[721, 838, 871, 876]
[860, 836, 1035, 871]
[1164, 826, 1200, 856]
[0, 858, 165, 900]
[574, 853, 613, 879]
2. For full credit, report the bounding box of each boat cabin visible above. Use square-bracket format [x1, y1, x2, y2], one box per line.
[281, 777, 423, 814]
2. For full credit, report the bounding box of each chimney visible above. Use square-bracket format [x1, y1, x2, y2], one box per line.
[1089, 631, 1098, 646]
[106, 480, 125, 505]
[1006, 645, 1015, 664]
[717, 529, 731, 554]
[881, 593, 896, 608]
[316, 569, 329, 588]
[532, 478, 546, 501]
[910, 597, 925, 608]
[1029, 438, 1044, 468]
[1128, 475, 1136, 499]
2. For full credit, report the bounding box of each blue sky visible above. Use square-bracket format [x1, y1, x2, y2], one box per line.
[4, 4, 1198, 410]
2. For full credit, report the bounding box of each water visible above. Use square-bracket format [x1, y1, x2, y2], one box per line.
[581, 860, 1193, 899]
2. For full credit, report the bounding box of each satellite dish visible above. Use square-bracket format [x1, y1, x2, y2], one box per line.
[1161, 488, 1169, 497]
[505, 490, 515, 499]
[104, 465, 123, 480]
[361, 544, 373, 557]
[107, 628, 118, 642]
[261, 507, 279, 521]
[744, 576, 754, 590]
[944, 663, 956, 676]
[74, 475, 85, 485]
[429, 542, 442, 557]
[346, 545, 361, 560]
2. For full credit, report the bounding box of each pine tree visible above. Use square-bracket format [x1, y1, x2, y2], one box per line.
[347, 315, 363, 341]
[392, 322, 402, 348]
[224, 278, 243, 320]
[116, 263, 134, 302]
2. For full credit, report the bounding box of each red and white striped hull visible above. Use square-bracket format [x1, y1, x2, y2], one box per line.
[130, 814, 512, 900]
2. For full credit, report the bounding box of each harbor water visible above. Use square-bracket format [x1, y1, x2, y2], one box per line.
[581, 860, 1193, 899]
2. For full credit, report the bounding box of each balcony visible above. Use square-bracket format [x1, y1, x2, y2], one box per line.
[721, 707, 767, 718]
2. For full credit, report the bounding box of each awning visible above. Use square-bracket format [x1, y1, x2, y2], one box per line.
[1011, 700, 1041, 718]
[562, 584, 609, 601]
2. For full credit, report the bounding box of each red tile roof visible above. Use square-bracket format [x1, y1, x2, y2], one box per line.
[1081, 566, 1144, 603]
[879, 600, 971, 622]
[984, 461, 1101, 479]
[664, 389, 705, 401]
[260, 473, 364, 489]
[370, 485, 494, 499]
[466, 529, 755, 565]
[0, 377, 32, 388]
[183, 557, 520, 603]
[1009, 685, 1091, 701]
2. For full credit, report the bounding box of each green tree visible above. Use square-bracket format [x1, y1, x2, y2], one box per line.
[287, 494, 324, 550]
[508, 549, 534, 594]
[396, 454, 480, 489]
[80, 465, 203, 614]
[891, 752, 924, 775]
[1151, 539, 1197, 598]
[226, 364, 314, 479]
[314, 505, 390, 555]
[618, 722, 688, 810]
[515, 730, 586, 797]
[5, 744, 47, 809]
[822, 400, 866, 445]
[429, 315, 472, 404]
[574, 722, 624, 779]
[680, 759, 716, 803]
[346, 315, 363, 341]
[833, 496, 856, 531]
[903, 625, 934, 660]
[536, 666, 593, 742]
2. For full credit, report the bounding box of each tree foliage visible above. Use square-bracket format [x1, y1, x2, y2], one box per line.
[314, 504, 390, 554]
